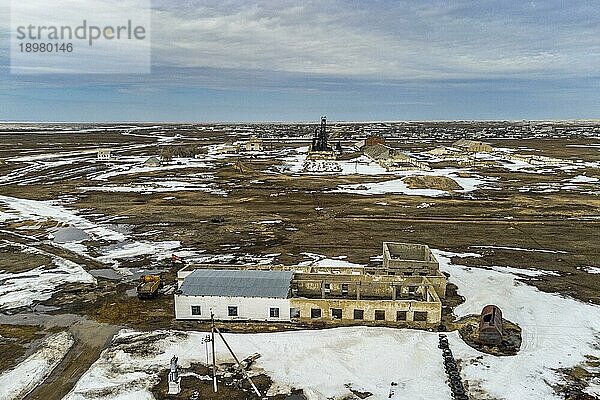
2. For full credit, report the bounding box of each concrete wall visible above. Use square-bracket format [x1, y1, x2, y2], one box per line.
[293, 271, 446, 300]
[383, 242, 439, 275]
[293, 274, 440, 300]
[290, 298, 441, 325]
[175, 295, 291, 322]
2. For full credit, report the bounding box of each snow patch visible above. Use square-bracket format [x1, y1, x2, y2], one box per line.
[434, 249, 600, 399]
[0, 256, 96, 310]
[0, 331, 74, 400]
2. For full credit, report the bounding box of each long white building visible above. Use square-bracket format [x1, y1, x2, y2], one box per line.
[174, 269, 293, 322]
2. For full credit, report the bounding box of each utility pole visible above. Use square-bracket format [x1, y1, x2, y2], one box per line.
[208, 312, 262, 398]
[211, 311, 217, 393]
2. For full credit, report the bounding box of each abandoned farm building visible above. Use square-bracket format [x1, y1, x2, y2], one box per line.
[244, 136, 264, 152]
[452, 139, 492, 153]
[362, 144, 430, 171]
[175, 242, 447, 327]
[97, 148, 112, 160]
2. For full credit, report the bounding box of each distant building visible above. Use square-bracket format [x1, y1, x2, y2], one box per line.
[215, 144, 240, 154]
[364, 136, 385, 147]
[452, 139, 492, 153]
[97, 149, 112, 161]
[307, 116, 337, 160]
[310, 116, 331, 152]
[355, 139, 366, 150]
[363, 144, 430, 171]
[143, 156, 161, 167]
[245, 136, 264, 152]
[428, 147, 452, 156]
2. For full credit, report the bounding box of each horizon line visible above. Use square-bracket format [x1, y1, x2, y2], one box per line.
[1, 118, 599, 125]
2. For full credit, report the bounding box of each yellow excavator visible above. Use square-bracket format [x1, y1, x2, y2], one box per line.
[137, 275, 162, 299]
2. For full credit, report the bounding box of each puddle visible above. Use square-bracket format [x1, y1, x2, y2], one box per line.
[129, 268, 169, 280]
[89, 268, 126, 280]
[52, 226, 90, 243]
[90, 267, 168, 281]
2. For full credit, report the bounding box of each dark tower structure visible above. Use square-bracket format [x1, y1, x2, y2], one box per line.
[311, 116, 332, 152]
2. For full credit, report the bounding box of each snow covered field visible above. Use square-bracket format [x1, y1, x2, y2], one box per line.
[0, 237, 96, 311]
[62, 251, 600, 400]
[88, 157, 214, 181]
[332, 169, 496, 197]
[64, 327, 449, 400]
[0, 331, 74, 400]
[0, 195, 126, 242]
[0, 194, 183, 273]
[80, 180, 227, 196]
[435, 250, 600, 399]
[0, 255, 96, 310]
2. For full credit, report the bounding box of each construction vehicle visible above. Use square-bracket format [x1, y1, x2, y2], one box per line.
[137, 275, 162, 299]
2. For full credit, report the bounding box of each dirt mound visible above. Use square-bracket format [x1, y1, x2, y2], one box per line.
[402, 175, 463, 191]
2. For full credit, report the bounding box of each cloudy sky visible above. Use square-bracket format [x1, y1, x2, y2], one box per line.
[0, 0, 599, 122]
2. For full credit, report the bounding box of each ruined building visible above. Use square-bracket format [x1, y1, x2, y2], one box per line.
[174, 242, 447, 328]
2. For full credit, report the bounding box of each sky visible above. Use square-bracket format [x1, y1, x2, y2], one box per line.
[0, 0, 599, 122]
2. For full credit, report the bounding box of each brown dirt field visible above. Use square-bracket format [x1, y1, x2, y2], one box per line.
[1, 129, 599, 399]
[0, 324, 44, 371]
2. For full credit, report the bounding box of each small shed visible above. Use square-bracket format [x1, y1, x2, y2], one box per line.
[175, 269, 293, 321]
[365, 136, 385, 147]
[479, 305, 503, 345]
[144, 157, 161, 167]
[245, 136, 263, 152]
[97, 149, 112, 160]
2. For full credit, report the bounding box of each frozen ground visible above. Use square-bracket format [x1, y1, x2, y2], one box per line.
[0, 195, 126, 242]
[0, 195, 182, 272]
[64, 327, 448, 400]
[0, 244, 96, 310]
[88, 157, 214, 181]
[331, 168, 496, 197]
[435, 250, 600, 399]
[62, 251, 600, 400]
[80, 180, 227, 196]
[0, 331, 74, 400]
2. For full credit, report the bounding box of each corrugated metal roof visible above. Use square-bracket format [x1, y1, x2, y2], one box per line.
[180, 269, 293, 298]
